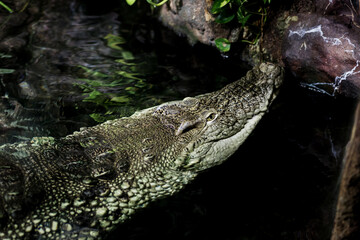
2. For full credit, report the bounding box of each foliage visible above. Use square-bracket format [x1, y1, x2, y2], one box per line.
[122, 0, 271, 52]
[126, 0, 168, 7]
[215, 38, 231, 52]
[126, 0, 137, 6]
[211, 0, 272, 52]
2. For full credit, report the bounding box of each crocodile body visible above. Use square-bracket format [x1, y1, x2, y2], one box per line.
[0, 63, 283, 239]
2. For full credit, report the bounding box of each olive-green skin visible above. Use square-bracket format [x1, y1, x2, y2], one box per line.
[0, 63, 283, 239]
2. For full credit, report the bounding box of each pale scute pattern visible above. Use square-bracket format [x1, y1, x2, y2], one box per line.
[0, 62, 283, 240]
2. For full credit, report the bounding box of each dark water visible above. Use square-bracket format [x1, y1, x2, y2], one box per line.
[0, 0, 243, 144]
[0, 0, 357, 239]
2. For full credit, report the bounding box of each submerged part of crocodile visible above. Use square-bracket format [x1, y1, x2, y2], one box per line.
[0, 62, 283, 239]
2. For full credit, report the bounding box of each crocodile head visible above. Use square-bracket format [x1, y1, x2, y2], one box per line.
[151, 62, 283, 172]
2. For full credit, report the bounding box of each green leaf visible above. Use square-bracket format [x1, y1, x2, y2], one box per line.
[104, 34, 126, 51]
[237, 8, 252, 27]
[78, 78, 118, 88]
[0, 68, 15, 74]
[238, 14, 251, 27]
[126, 0, 136, 6]
[86, 90, 102, 100]
[121, 51, 134, 60]
[116, 71, 142, 80]
[115, 59, 136, 66]
[215, 38, 231, 52]
[146, 0, 168, 7]
[211, 0, 231, 14]
[234, 0, 247, 5]
[79, 66, 109, 78]
[215, 11, 235, 24]
[125, 86, 138, 94]
[0, 53, 12, 58]
[90, 113, 107, 123]
[111, 96, 130, 103]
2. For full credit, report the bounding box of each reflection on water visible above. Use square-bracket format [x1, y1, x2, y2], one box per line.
[0, 0, 237, 144]
[2, 2, 131, 142]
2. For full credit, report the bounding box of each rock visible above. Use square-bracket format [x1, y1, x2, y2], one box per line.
[159, 0, 360, 97]
[331, 102, 360, 239]
[0, 34, 28, 53]
[159, 0, 239, 45]
[282, 12, 360, 98]
[274, 0, 360, 98]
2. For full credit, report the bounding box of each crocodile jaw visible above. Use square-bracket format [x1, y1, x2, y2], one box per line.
[174, 62, 283, 172]
[179, 110, 265, 171]
[201, 113, 263, 170]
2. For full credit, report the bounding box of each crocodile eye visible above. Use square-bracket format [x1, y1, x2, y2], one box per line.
[206, 113, 217, 122]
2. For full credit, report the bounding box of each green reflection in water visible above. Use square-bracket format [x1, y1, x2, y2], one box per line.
[0, 69, 14, 74]
[75, 33, 159, 123]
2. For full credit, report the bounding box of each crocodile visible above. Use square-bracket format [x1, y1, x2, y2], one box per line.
[0, 62, 283, 239]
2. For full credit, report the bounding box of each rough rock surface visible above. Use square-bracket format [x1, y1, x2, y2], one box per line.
[159, 0, 239, 45]
[257, 0, 360, 98]
[332, 102, 360, 239]
[160, 0, 360, 97]
[268, 0, 360, 98]
[282, 11, 360, 98]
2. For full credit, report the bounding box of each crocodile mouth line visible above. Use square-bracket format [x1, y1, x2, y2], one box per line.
[180, 109, 267, 170]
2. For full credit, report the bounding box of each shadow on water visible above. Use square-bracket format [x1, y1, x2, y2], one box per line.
[0, 0, 358, 239]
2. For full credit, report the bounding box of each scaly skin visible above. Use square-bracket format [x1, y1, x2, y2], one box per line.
[0, 62, 283, 239]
